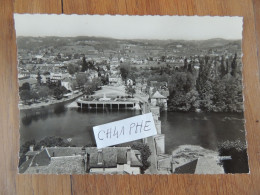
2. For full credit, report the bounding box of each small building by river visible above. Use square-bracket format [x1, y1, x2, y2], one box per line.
[76, 96, 138, 110]
[150, 91, 168, 110]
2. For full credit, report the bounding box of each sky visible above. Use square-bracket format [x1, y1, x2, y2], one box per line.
[14, 14, 243, 40]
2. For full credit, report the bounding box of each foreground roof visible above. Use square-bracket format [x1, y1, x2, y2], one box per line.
[20, 146, 142, 174]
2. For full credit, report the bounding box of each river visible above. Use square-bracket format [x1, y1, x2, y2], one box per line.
[19, 102, 246, 155]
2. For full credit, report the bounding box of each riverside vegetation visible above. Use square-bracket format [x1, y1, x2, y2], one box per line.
[120, 54, 242, 113]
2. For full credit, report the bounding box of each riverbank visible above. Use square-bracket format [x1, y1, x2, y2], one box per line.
[19, 92, 83, 111]
[171, 145, 224, 174]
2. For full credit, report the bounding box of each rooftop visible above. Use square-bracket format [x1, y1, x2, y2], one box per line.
[47, 147, 82, 157]
[151, 91, 167, 99]
[20, 146, 143, 174]
[24, 155, 85, 174]
[87, 147, 129, 168]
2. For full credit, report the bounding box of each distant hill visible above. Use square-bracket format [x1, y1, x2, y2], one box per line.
[16, 36, 241, 51]
[195, 38, 241, 49]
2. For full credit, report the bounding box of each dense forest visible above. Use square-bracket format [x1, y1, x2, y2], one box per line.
[168, 54, 242, 112]
[124, 53, 243, 113]
[167, 54, 242, 112]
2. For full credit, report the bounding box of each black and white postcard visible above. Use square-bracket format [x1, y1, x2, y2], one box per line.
[15, 14, 248, 174]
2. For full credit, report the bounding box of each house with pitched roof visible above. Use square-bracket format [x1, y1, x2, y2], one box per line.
[19, 146, 142, 175]
[150, 91, 168, 110]
[61, 77, 72, 91]
[85, 147, 142, 174]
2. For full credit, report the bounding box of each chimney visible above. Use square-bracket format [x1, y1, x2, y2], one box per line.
[127, 148, 131, 165]
[84, 153, 90, 173]
[97, 149, 103, 165]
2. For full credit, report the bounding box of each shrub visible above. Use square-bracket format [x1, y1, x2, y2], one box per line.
[131, 142, 152, 174]
[34, 136, 72, 150]
[218, 140, 249, 173]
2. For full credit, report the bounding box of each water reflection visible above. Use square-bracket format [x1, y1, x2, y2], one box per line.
[20, 103, 246, 157]
[54, 104, 67, 115]
[20, 106, 141, 147]
[160, 112, 245, 153]
[21, 116, 32, 126]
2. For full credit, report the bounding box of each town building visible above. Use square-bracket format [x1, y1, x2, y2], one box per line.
[61, 78, 73, 91]
[87, 69, 99, 80]
[108, 73, 123, 86]
[126, 78, 134, 86]
[85, 147, 142, 174]
[150, 91, 168, 110]
[20, 146, 143, 175]
[109, 75, 119, 85]
[18, 70, 30, 80]
[50, 73, 70, 83]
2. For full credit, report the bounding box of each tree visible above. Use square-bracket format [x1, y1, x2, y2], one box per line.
[147, 73, 168, 85]
[225, 58, 230, 75]
[20, 90, 31, 103]
[71, 80, 78, 90]
[76, 73, 88, 88]
[168, 72, 195, 95]
[38, 86, 50, 99]
[185, 89, 200, 111]
[43, 71, 50, 76]
[187, 63, 193, 74]
[73, 53, 80, 59]
[218, 140, 248, 173]
[83, 78, 102, 95]
[53, 87, 63, 99]
[36, 72, 42, 85]
[212, 79, 227, 112]
[183, 58, 188, 70]
[199, 80, 214, 111]
[92, 77, 102, 90]
[84, 81, 95, 95]
[74, 65, 79, 73]
[220, 56, 226, 78]
[120, 65, 130, 81]
[67, 64, 76, 75]
[230, 53, 237, 77]
[19, 139, 36, 166]
[57, 80, 62, 87]
[195, 56, 214, 111]
[30, 90, 40, 102]
[20, 139, 36, 154]
[224, 76, 242, 112]
[161, 55, 166, 62]
[81, 56, 88, 72]
[101, 75, 109, 85]
[34, 136, 72, 151]
[131, 142, 151, 174]
[60, 86, 67, 94]
[20, 82, 30, 91]
[125, 85, 136, 97]
[88, 60, 95, 70]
